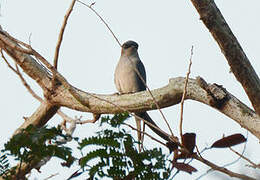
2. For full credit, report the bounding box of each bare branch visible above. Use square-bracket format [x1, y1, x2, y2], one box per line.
[43, 173, 59, 180]
[229, 147, 259, 169]
[180, 46, 193, 142]
[193, 154, 256, 180]
[58, 110, 79, 136]
[13, 103, 59, 135]
[190, 0, 260, 116]
[53, 0, 76, 69]
[1, 49, 18, 74]
[124, 123, 167, 147]
[15, 64, 43, 102]
[76, 113, 100, 124]
[0, 31, 33, 54]
[76, 0, 121, 46]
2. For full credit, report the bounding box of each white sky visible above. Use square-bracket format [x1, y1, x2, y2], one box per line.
[0, 0, 260, 179]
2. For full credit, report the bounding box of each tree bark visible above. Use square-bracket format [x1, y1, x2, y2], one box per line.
[190, 0, 260, 116]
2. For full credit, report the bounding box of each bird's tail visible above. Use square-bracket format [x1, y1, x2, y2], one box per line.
[135, 112, 170, 142]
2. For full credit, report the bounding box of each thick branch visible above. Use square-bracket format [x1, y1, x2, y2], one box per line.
[0, 30, 260, 140]
[0, 33, 51, 90]
[14, 102, 59, 135]
[190, 0, 260, 116]
[53, 78, 260, 141]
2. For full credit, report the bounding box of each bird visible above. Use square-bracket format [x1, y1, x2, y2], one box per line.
[114, 40, 169, 147]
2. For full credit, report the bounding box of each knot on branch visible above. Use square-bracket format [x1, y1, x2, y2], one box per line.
[196, 76, 230, 109]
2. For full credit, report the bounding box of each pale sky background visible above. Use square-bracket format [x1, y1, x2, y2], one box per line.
[0, 0, 260, 179]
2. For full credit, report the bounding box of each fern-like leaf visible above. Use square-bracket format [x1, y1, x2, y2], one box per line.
[0, 153, 9, 176]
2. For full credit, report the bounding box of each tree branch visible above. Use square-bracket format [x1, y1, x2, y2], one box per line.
[0, 29, 259, 140]
[53, 0, 76, 69]
[180, 46, 193, 142]
[190, 0, 260, 116]
[13, 102, 59, 135]
[194, 154, 256, 180]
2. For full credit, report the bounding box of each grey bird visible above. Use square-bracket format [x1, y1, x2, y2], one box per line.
[114, 40, 169, 144]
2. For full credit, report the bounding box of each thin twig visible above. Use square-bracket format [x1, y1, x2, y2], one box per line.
[43, 173, 59, 180]
[180, 46, 193, 142]
[0, 30, 32, 54]
[28, 33, 32, 46]
[127, 55, 175, 137]
[124, 123, 167, 147]
[141, 121, 145, 150]
[3, 45, 43, 103]
[193, 154, 256, 180]
[1, 30, 62, 88]
[76, 0, 121, 46]
[229, 147, 258, 169]
[223, 131, 248, 168]
[58, 110, 81, 136]
[1, 49, 18, 74]
[75, 113, 100, 124]
[1, 33, 55, 75]
[0, 30, 53, 78]
[15, 64, 43, 102]
[194, 143, 255, 180]
[58, 110, 81, 124]
[53, 0, 76, 69]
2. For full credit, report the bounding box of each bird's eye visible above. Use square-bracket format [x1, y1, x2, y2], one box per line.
[123, 44, 131, 49]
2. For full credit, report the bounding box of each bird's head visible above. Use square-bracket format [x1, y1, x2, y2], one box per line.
[121, 40, 139, 56]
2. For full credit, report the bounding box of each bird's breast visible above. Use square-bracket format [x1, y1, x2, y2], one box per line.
[114, 59, 145, 93]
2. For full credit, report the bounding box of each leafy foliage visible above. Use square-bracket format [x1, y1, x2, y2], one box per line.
[4, 125, 73, 164]
[78, 114, 171, 179]
[1, 125, 75, 179]
[0, 113, 173, 179]
[100, 112, 130, 128]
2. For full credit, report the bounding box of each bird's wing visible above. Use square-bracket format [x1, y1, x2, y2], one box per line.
[135, 60, 146, 91]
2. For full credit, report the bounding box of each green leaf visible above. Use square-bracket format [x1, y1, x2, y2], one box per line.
[79, 114, 171, 179]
